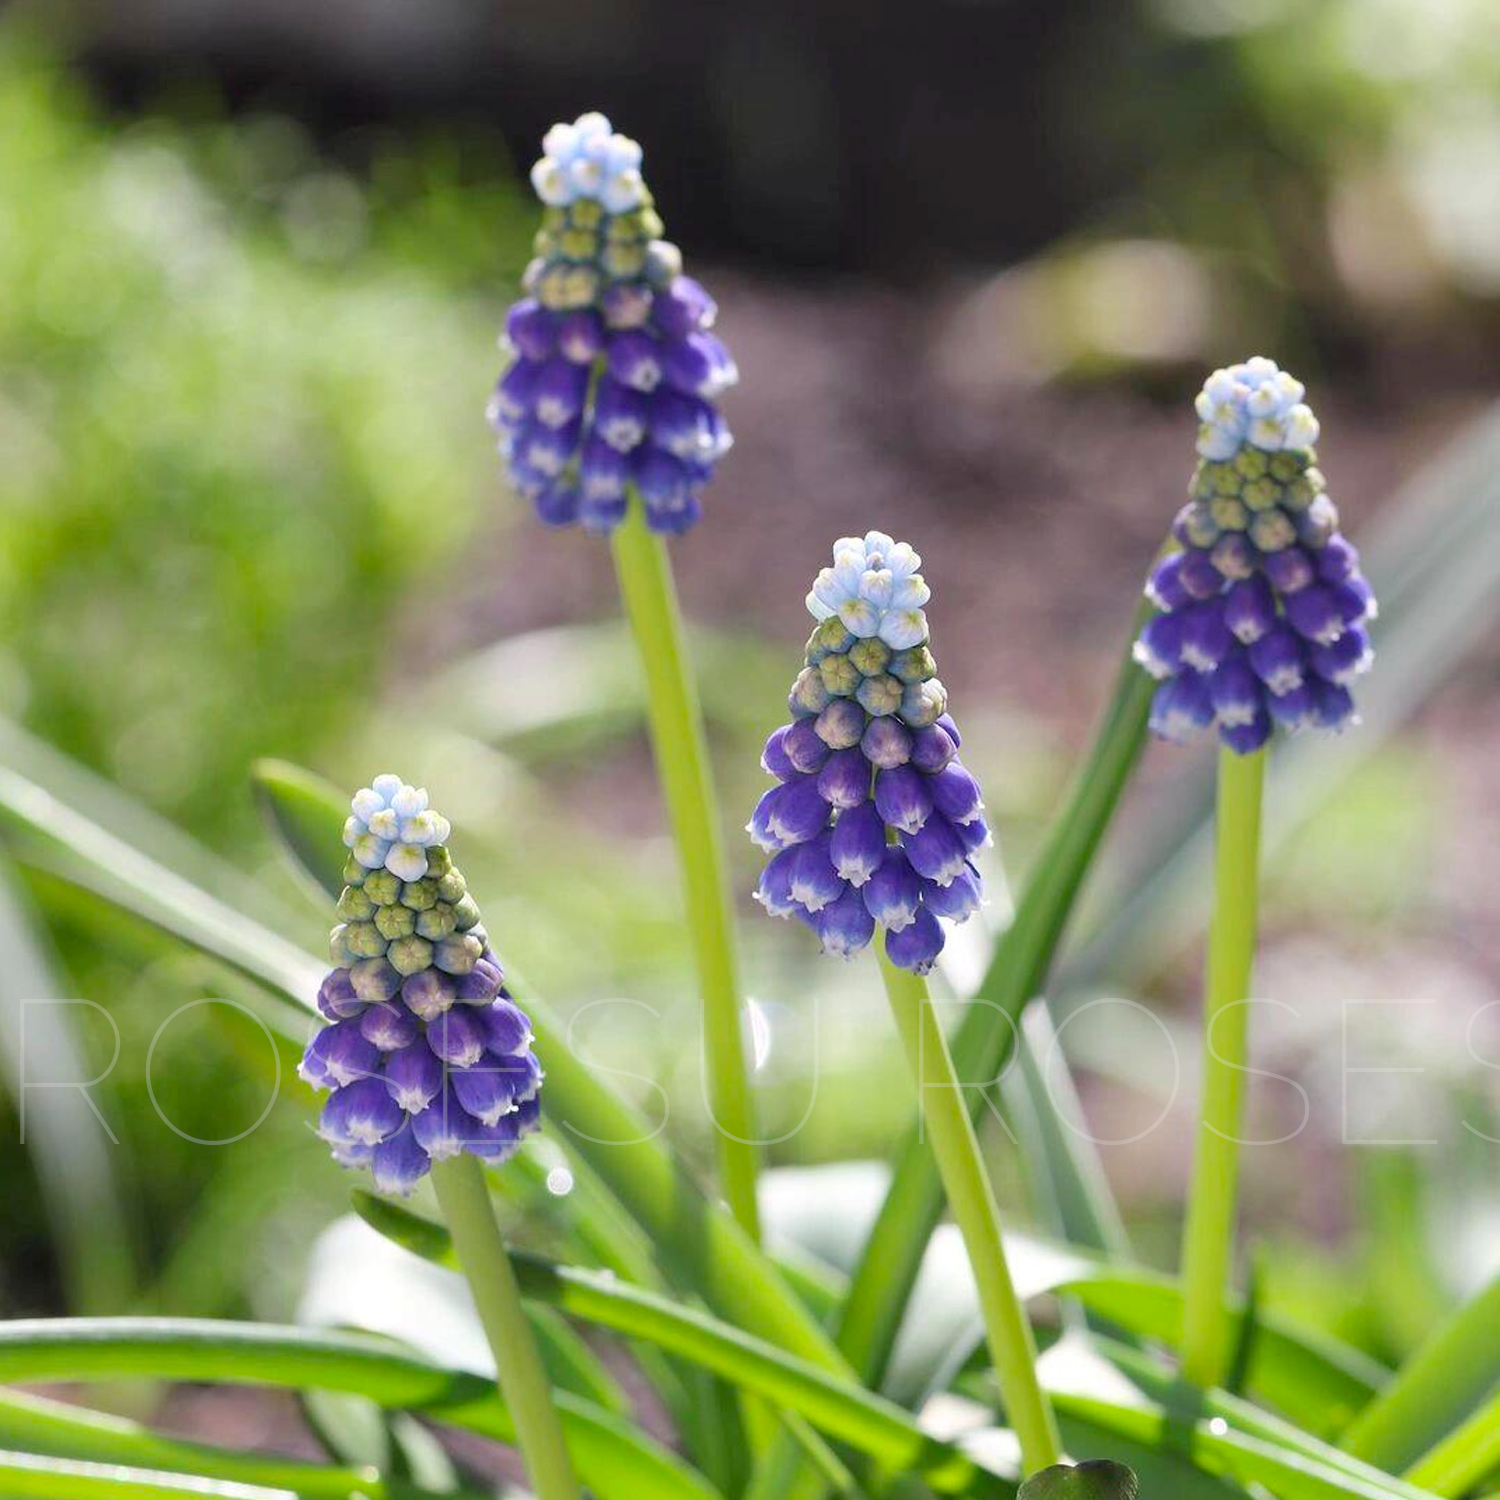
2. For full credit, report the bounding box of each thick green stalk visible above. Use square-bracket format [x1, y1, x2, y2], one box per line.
[430, 1156, 581, 1500]
[877, 950, 1061, 1474]
[1178, 745, 1267, 1389]
[611, 499, 760, 1239]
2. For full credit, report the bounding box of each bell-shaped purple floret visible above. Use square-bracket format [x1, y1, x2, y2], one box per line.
[556, 309, 604, 363]
[650, 390, 729, 464]
[579, 435, 630, 503]
[315, 1018, 381, 1087]
[322, 1076, 404, 1147]
[452, 1054, 535, 1127]
[1263, 546, 1315, 595]
[929, 761, 984, 826]
[384, 1037, 444, 1114]
[505, 298, 557, 361]
[593, 376, 650, 452]
[818, 748, 872, 810]
[761, 725, 796, 780]
[402, 968, 457, 1024]
[1179, 600, 1234, 671]
[829, 800, 886, 887]
[817, 884, 876, 959]
[1146, 553, 1192, 611]
[1317, 534, 1359, 583]
[371, 1122, 431, 1196]
[456, 955, 506, 1004]
[350, 958, 403, 1005]
[1133, 611, 1186, 678]
[633, 447, 693, 529]
[410, 1085, 485, 1161]
[1312, 679, 1357, 731]
[782, 718, 831, 774]
[481, 999, 534, 1056]
[1247, 624, 1305, 695]
[909, 723, 957, 774]
[902, 814, 968, 887]
[428, 1008, 487, 1069]
[1219, 711, 1273, 754]
[1208, 655, 1263, 728]
[1309, 626, 1372, 685]
[1284, 584, 1345, 645]
[532, 357, 590, 429]
[360, 1000, 420, 1052]
[317, 968, 364, 1022]
[862, 846, 922, 932]
[755, 845, 801, 917]
[884, 906, 945, 976]
[954, 813, 991, 854]
[652, 276, 716, 340]
[861, 716, 912, 769]
[1266, 683, 1317, 731]
[922, 863, 983, 923]
[815, 698, 867, 750]
[875, 765, 933, 835]
[749, 775, 830, 851]
[787, 833, 845, 914]
[533, 478, 582, 528]
[514, 416, 582, 477]
[1332, 575, 1375, 626]
[1223, 576, 1276, 645]
[1177, 549, 1224, 599]
[1149, 671, 1215, 744]
[660, 331, 736, 398]
[607, 329, 665, 392]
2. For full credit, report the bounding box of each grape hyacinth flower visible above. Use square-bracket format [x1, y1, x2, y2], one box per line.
[750, 532, 990, 976]
[488, 112, 737, 535]
[1134, 357, 1376, 753]
[301, 777, 543, 1195]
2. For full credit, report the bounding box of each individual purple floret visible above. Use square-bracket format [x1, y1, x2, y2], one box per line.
[299, 777, 544, 1195]
[749, 533, 989, 976]
[488, 112, 737, 536]
[1134, 358, 1376, 754]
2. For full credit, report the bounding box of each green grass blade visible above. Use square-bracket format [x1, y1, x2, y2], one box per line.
[835, 601, 1154, 1389]
[1340, 1274, 1500, 1473]
[250, 759, 347, 904]
[0, 1319, 720, 1500]
[351, 1194, 1001, 1495]
[0, 1389, 379, 1500]
[1403, 1386, 1500, 1497]
[0, 1448, 300, 1500]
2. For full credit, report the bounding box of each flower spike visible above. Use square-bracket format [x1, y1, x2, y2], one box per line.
[751, 533, 986, 975]
[488, 113, 737, 536]
[1136, 358, 1376, 753]
[303, 777, 543, 1193]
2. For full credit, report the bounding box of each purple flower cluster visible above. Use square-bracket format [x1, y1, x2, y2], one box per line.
[488, 113, 736, 536]
[1135, 359, 1376, 753]
[749, 533, 989, 976]
[300, 780, 542, 1195]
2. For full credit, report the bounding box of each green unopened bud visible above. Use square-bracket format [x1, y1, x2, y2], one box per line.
[819, 653, 861, 697]
[890, 646, 936, 685]
[1233, 446, 1269, 479]
[1297, 494, 1339, 547]
[1284, 467, 1322, 510]
[900, 678, 947, 728]
[388, 936, 435, 977]
[1208, 462, 1239, 497]
[790, 667, 832, 717]
[435, 868, 467, 903]
[569, 199, 603, 230]
[1249, 509, 1296, 552]
[814, 617, 855, 655]
[451, 894, 482, 931]
[344, 921, 387, 959]
[1268, 450, 1305, 483]
[401, 878, 439, 913]
[644, 239, 682, 285]
[424, 846, 454, 880]
[329, 925, 353, 967]
[1179, 503, 1220, 549]
[602, 243, 647, 279]
[1019, 1461, 1138, 1500]
[415, 903, 457, 940]
[1241, 476, 1279, 512]
[856, 673, 903, 716]
[341, 856, 367, 887]
[364, 870, 401, 906]
[848, 637, 891, 676]
[337, 886, 374, 921]
[559, 228, 599, 262]
[1210, 495, 1248, 531]
[374, 903, 416, 941]
[434, 934, 483, 975]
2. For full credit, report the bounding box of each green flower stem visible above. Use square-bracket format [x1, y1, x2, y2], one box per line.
[429, 1155, 581, 1500]
[1178, 744, 1267, 1390]
[877, 949, 1061, 1475]
[611, 498, 760, 1240]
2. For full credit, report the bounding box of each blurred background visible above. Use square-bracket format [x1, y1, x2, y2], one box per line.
[0, 0, 1497, 1446]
